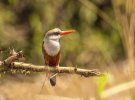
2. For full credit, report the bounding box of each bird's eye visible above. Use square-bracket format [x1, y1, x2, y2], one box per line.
[54, 32, 59, 35]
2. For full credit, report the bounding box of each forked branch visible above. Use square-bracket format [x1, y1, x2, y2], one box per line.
[0, 49, 102, 77]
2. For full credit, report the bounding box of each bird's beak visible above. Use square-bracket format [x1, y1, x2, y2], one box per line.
[60, 30, 75, 36]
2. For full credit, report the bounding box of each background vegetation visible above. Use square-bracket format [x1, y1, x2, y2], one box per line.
[0, 0, 134, 100]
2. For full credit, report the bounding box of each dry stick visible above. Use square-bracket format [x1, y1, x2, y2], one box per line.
[0, 50, 102, 77]
[0, 49, 24, 72]
[10, 62, 101, 77]
[4, 50, 23, 66]
[101, 80, 135, 99]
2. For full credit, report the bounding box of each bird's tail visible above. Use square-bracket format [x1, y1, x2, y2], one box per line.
[49, 73, 57, 86]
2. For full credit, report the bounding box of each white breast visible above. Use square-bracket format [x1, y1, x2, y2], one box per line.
[44, 39, 60, 56]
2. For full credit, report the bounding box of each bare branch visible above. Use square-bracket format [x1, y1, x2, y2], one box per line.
[0, 49, 102, 77]
[10, 62, 101, 77]
[0, 49, 24, 72]
[3, 49, 24, 66]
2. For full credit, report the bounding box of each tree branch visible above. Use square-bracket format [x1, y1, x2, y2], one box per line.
[0, 49, 24, 72]
[0, 49, 102, 77]
[10, 62, 101, 77]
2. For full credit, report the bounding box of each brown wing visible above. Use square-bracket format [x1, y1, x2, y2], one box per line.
[42, 42, 60, 67]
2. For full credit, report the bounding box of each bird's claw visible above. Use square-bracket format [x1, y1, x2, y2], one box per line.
[56, 66, 60, 72]
[45, 66, 50, 76]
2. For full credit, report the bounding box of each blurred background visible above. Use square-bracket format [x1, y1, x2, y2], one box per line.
[0, 0, 134, 100]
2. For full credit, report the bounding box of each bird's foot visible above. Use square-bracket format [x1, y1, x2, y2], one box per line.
[56, 66, 60, 72]
[45, 66, 49, 77]
[45, 66, 48, 71]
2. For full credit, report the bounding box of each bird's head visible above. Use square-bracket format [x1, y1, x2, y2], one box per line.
[44, 28, 75, 41]
[43, 28, 75, 56]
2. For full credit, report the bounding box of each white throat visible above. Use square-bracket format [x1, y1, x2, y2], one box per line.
[44, 38, 60, 56]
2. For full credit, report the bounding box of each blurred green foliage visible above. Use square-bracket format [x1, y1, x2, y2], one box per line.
[0, 0, 124, 68]
[95, 73, 108, 95]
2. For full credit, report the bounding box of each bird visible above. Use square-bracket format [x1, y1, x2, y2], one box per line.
[42, 28, 75, 86]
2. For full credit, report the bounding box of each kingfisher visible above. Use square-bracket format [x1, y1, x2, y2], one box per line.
[42, 28, 75, 86]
